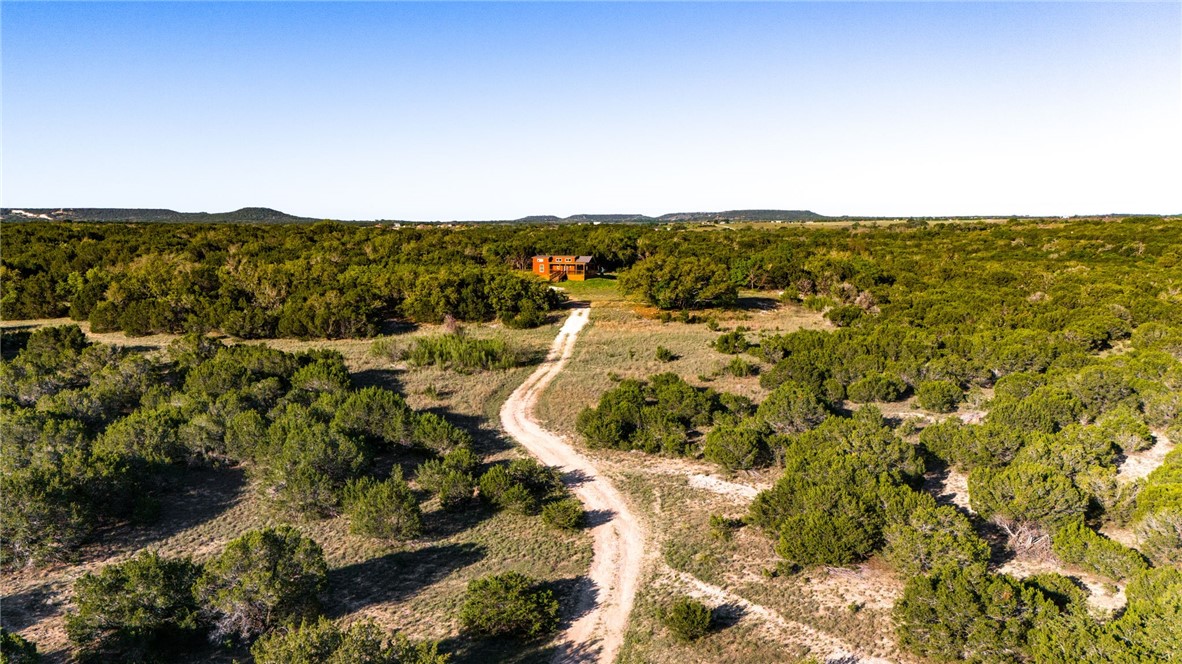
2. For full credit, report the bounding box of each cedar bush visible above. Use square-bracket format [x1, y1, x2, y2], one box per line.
[195, 527, 327, 642]
[846, 373, 906, 403]
[1051, 521, 1147, 581]
[712, 331, 750, 354]
[0, 628, 39, 664]
[882, 505, 991, 578]
[662, 596, 712, 642]
[541, 498, 586, 530]
[916, 380, 963, 413]
[65, 551, 203, 661]
[250, 617, 447, 664]
[343, 472, 423, 541]
[458, 572, 559, 638]
[402, 333, 519, 373]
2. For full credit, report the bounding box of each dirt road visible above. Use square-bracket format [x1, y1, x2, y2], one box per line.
[499, 306, 644, 664]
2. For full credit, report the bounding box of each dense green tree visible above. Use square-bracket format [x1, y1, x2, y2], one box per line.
[195, 526, 328, 642]
[894, 565, 1060, 663]
[458, 572, 559, 638]
[618, 255, 738, 310]
[916, 380, 964, 413]
[1051, 521, 1147, 581]
[703, 419, 768, 470]
[882, 505, 991, 578]
[755, 381, 828, 435]
[65, 551, 203, 661]
[969, 463, 1087, 528]
[344, 472, 423, 541]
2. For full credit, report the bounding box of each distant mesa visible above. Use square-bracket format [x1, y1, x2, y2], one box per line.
[2, 207, 827, 224]
[0, 207, 315, 224]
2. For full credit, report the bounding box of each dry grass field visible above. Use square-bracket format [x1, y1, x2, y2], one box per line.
[535, 293, 832, 437]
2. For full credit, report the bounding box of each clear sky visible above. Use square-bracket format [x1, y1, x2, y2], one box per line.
[2, 1, 1179, 220]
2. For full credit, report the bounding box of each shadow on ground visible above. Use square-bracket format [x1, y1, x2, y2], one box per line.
[326, 542, 487, 617]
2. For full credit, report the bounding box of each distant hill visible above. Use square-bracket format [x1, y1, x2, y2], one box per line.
[2, 206, 829, 224]
[659, 209, 826, 222]
[1, 207, 318, 224]
[511, 210, 826, 224]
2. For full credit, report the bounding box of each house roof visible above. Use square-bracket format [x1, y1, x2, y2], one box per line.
[533, 255, 595, 263]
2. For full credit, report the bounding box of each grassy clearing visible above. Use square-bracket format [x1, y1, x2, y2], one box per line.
[535, 297, 829, 437]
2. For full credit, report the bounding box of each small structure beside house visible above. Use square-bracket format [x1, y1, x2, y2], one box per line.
[532, 255, 599, 282]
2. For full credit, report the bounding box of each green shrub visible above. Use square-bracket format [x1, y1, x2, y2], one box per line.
[655, 346, 677, 362]
[458, 572, 559, 638]
[894, 565, 1060, 663]
[846, 373, 906, 403]
[1136, 510, 1182, 566]
[712, 331, 750, 354]
[250, 617, 447, 664]
[882, 505, 991, 578]
[824, 305, 864, 327]
[65, 551, 203, 661]
[916, 380, 964, 413]
[662, 596, 712, 642]
[1052, 521, 1147, 581]
[195, 526, 327, 642]
[756, 381, 828, 435]
[541, 498, 586, 530]
[343, 472, 423, 541]
[749, 413, 925, 567]
[703, 419, 768, 470]
[415, 460, 475, 510]
[1096, 406, 1154, 453]
[0, 628, 39, 664]
[969, 463, 1087, 528]
[618, 256, 738, 310]
[403, 333, 518, 373]
[722, 356, 756, 377]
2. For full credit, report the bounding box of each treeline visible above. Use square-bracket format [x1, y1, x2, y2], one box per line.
[6, 217, 1180, 341]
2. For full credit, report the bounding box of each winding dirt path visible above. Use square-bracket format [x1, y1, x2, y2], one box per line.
[669, 569, 895, 664]
[499, 306, 644, 664]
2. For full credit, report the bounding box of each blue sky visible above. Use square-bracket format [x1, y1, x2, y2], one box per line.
[2, 2, 1179, 220]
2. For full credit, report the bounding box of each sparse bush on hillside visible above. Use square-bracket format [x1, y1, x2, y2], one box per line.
[0, 628, 39, 664]
[712, 331, 750, 354]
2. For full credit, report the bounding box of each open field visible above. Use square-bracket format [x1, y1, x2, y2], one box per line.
[535, 295, 831, 437]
